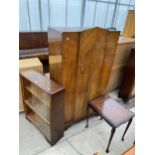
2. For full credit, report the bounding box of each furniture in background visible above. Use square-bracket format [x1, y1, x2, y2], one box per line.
[49, 55, 62, 84]
[19, 32, 49, 73]
[123, 10, 135, 38]
[48, 27, 120, 125]
[106, 36, 135, 93]
[86, 95, 135, 153]
[19, 58, 43, 112]
[106, 10, 135, 94]
[20, 70, 64, 145]
[121, 146, 135, 155]
[19, 31, 134, 94]
[19, 32, 48, 49]
[118, 48, 135, 101]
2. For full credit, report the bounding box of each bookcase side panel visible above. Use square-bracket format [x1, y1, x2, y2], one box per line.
[50, 90, 64, 145]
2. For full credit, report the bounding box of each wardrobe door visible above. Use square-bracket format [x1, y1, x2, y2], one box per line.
[74, 28, 120, 120]
[98, 31, 120, 94]
[74, 28, 99, 120]
[61, 32, 80, 123]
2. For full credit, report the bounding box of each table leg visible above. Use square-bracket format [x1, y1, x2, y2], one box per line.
[106, 127, 116, 153]
[122, 118, 133, 141]
[86, 103, 89, 128]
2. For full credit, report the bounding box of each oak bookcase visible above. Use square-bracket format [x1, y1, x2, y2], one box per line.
[20, 70, 64, 145]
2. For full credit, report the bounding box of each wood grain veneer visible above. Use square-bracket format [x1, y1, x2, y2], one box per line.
[19, 32, 48, 49]
[48, 27, 120, 123]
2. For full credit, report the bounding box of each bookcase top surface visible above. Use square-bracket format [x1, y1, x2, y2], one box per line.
[20, 70, 64, 95]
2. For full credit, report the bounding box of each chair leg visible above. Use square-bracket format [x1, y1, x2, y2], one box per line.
[121, 118, 132, 141]
[106, 127, 116, 153]
[86, 103, 89, 128]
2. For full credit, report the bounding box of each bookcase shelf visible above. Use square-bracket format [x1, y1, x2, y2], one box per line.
[24, 98, 50, 125]
[26, 85, 50, 107]
[20, 70, 65, 145]
[19, 57, 43, 112]
[26, 109, 51, 142]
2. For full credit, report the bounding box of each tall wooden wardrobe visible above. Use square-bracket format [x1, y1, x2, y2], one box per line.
[48, 27, 120, 125]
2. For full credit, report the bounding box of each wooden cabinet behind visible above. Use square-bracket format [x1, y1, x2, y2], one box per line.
[118, 48, 135, 101]
[48, 27, 120, 124]
[123, 10, 135, 38]
[19, 32, 49, 73]
[106, 37, 135, 93]
[20, 70, 64, 145]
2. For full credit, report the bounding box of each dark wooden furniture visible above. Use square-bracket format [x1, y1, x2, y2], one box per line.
[20, 70, 65, 145]
[19, 48, 48, 59]
[118, 48, 135, 101]
[19, 32, 49, 72]
[48, 27, 120, 124]
[86, 95, 135, 153]
[106, 36, 135, 93]
[19, 32, 48, 49]
[121, 146, 135, 155]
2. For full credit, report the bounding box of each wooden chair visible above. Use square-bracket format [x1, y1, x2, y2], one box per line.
[86, 95, 135, 153]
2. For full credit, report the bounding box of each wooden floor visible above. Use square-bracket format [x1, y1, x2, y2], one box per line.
[19, 91, 135, 155]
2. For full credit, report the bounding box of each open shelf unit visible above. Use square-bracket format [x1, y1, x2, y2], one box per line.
[24, 97, 50, 125]
[20, 70, 65, 145]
